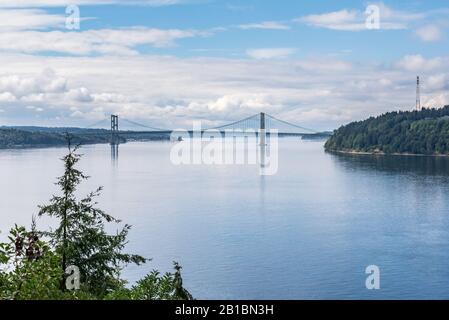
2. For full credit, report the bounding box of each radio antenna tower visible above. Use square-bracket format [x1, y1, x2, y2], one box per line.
[416, 76, 421, 111]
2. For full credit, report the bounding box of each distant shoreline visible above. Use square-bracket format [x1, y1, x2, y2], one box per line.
[325, 148, 449, 157]
[0, 142, 109, 150]
[0, 140, 168, 150]
[0, 138, 319, 150]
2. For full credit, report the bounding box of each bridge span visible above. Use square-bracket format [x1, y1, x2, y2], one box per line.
[104, 112, 319, 145]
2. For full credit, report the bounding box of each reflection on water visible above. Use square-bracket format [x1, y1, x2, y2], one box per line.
[328, 151, 449, 176]
[2, 139, 449, 299]
[111, 143, 119, 165]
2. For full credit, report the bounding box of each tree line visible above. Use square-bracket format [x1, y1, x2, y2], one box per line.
[0, 127, 171, 149]
[325, 106, 449, 155]
[0, 128, 112, 149]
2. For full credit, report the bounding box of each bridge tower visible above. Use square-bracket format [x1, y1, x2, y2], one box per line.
[259, 112, 266, 146]
[110, 114, 119, 145]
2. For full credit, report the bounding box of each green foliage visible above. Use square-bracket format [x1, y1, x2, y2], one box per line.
[105, 262, 193, 300]
[325, 106, 449, 155]
[0, 225, 98, 300]
[0, 140, 193, 300]
[0, 225, 63, 300]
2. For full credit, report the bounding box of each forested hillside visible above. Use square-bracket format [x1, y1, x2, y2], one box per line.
[0, 127, 171, 148]
[0, 128, 112, 148]
[325, 106, 449, 155]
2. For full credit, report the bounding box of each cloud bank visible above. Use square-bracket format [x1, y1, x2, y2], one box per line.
[1, 53, 448, 130]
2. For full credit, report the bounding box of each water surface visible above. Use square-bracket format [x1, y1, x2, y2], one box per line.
[1, 139, 449, 299]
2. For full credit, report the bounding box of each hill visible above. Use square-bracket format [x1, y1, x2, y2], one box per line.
[324, 106, 449, 155]
[0, 128, 113, 148]
[0, 126, 171, 148]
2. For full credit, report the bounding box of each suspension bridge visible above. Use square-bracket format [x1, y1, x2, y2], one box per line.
[80, 112, 321, 145]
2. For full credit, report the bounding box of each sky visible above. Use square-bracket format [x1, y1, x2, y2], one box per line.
[0, 0, 448, 130]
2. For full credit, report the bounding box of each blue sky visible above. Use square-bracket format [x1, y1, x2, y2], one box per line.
[0, 0, 448, 130]
[52, 0, 449, 60]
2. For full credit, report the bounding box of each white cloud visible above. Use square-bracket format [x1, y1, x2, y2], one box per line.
[0, 68, 129, 119]
[426, 74, 448, 91]
[423, 93, 449, 108]
[246, 48, 296, 60]
[296, 4, 419, 31]
[298, 9, 361, 31]
[373, 2, 425, 22]
[0, 68, 67, 98]
[92, 92, 128, 103]
[394, 54, 446, 72]
[66, 87, 93, 102]
[0, 28, 199, 55]
[239, 21, 290, 30]
[0, 92, 16, 102]
[185, 94, 279, 117]
[1, 53, 449, 129]
[415, 24, 442, 42]
[0, 8, 66, 30]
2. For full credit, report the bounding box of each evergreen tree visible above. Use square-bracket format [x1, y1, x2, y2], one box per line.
[38, 137, 146, 296]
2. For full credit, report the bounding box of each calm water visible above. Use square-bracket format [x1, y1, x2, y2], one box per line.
[1, 139, 449, 299]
